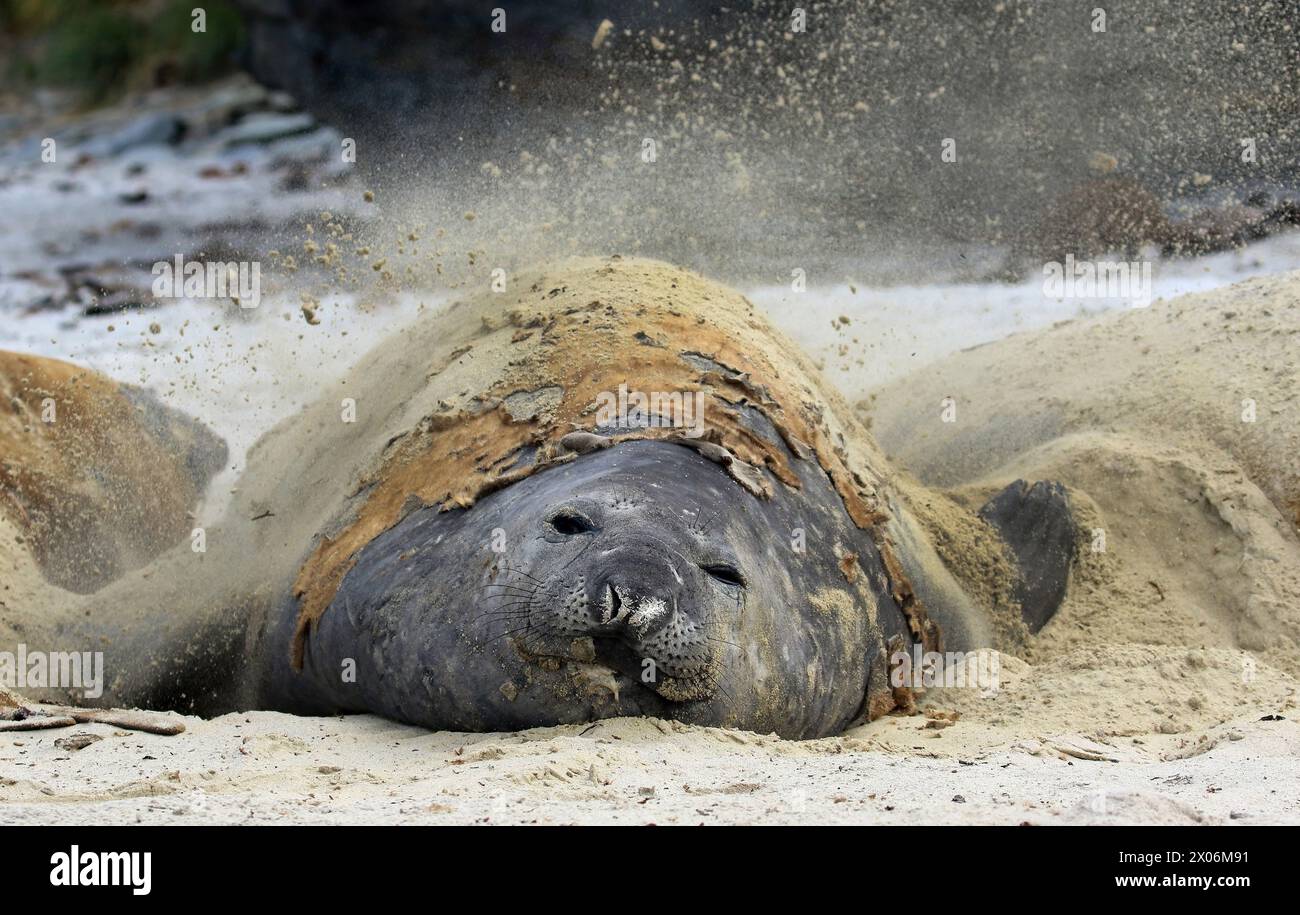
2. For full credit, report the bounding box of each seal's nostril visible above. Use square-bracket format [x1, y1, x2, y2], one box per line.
[598, 582, 622, 625]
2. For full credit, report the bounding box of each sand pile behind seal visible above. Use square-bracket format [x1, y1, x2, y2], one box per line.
[866, 269, 1300, 694]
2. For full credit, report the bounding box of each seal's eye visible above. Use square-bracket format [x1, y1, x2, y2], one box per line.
[549, 510, 595, 536]
[702, 563, 746, 588]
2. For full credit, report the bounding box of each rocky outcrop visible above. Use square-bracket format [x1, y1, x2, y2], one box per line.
[233, 0, 714, 158]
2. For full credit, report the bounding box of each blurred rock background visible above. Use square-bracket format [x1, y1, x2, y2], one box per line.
[1, 0, 1298, 292]
[231, 0, 1300, 275]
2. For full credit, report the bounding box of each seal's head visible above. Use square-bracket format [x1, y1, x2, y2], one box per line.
[302, 439, 887, 737]
[488, 444, 751, 705]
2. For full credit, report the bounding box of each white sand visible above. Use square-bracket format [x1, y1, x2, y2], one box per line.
[2, 700, 1295, 825]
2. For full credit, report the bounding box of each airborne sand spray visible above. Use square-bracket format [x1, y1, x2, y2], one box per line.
[249, 0, 1300, 293]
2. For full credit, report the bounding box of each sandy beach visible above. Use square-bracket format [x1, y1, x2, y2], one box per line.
[1, 700, 1296, 826]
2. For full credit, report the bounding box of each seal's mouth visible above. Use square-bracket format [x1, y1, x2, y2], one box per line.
[504, 628, 718, 704]
[591, 636, 717, 703]
[591, 635, 647, 680]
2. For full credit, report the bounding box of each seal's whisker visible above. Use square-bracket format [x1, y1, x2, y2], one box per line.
[483, 622, 536, 647]
[480, 607, 534, 621]
[480, 592, 536, 602]
[480, 598, 536, 619]
[481, 603, 535, 619]
[481, 593, 537, 605]
[500, 566, 544, 583]
[700, 666, 733, 703]
[478, 587, 538, 600]
[482, 605, 533, 618]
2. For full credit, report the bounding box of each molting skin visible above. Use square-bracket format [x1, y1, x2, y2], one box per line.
[265, 440, 910, 738]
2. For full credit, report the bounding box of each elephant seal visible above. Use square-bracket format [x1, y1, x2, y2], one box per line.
[0, 351, 225, 593]
[3, 257, 1075, 739]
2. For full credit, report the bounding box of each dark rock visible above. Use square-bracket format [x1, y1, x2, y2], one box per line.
[232, 0, 714, 164]
[1032, 178, 1169, 262]
[80, 113, 185, 159]
[1164, 204, 1273, 256]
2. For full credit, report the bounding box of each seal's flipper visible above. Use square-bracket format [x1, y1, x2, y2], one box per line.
[978, 480, 1076, 633]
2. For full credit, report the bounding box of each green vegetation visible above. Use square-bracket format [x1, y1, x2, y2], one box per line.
[150, 0, 245, 83]
[1, 0, 246, 102]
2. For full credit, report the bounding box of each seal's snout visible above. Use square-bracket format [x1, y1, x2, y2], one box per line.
[530, 484, 730, 699]
[585, 540, 682, 640]
[599, 582, 672, 636]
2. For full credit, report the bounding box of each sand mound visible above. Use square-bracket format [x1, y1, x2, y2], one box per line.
[867, 270, 1300, 684]
[857, 645, 1295, 761]
[0, 351, 226, 592]
[869, 270, 1300, 526]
